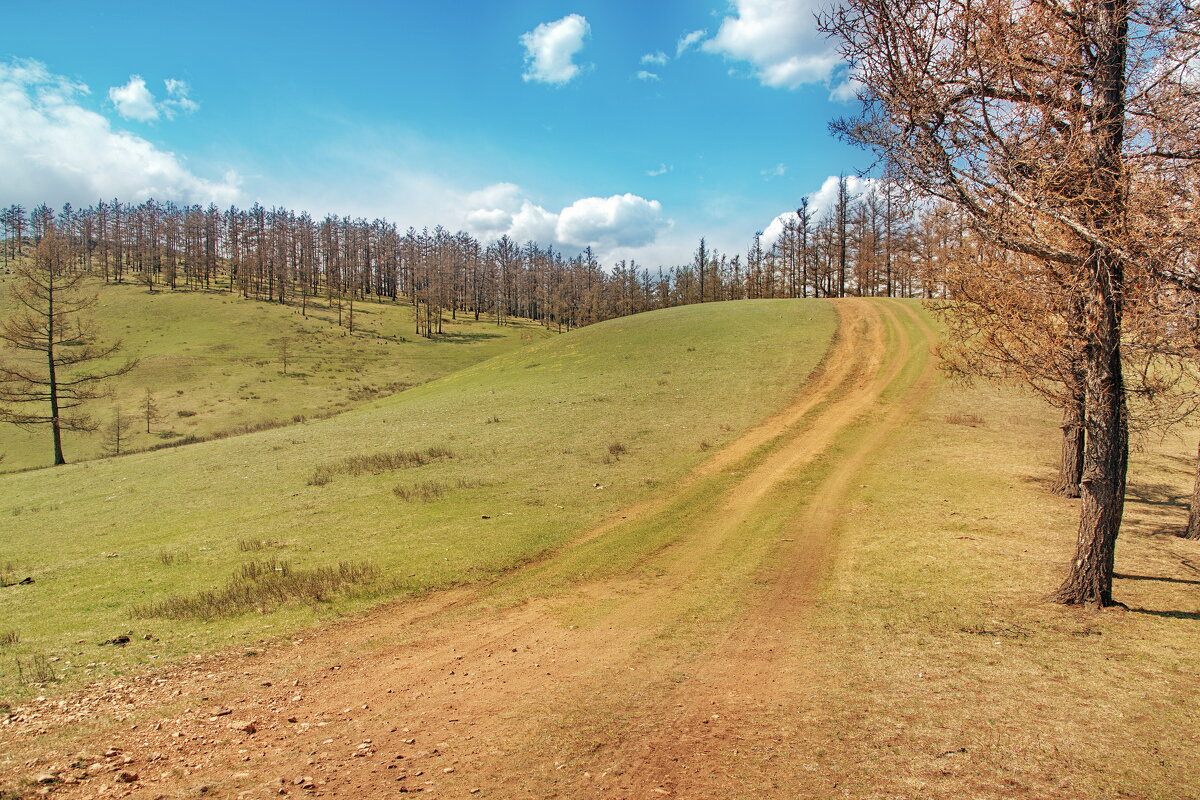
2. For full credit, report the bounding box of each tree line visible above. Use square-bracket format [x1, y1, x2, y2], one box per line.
[1, 187, 961, 338]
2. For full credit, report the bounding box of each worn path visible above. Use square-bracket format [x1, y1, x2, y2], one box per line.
[2, 299, 938, 799]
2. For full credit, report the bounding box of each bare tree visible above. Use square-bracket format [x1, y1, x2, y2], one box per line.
[825, 0, 1200, 605]
[0, 229, 136, 464]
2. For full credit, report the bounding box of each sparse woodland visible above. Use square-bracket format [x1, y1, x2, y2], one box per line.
[0, 188, 963, 338]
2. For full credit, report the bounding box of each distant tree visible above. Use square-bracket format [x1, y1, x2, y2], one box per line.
[275, 337, 292, 376]
[0, 229, 137, 464]
[101, 405, 135, 457]
[143, 387, 161, 434]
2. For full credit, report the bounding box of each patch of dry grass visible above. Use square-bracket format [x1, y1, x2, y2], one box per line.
[806, 376, 1200, 799]
[134, 560, 380, 620]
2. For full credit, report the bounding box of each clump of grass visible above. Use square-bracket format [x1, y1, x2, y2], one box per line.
[176, 409, 197, 418]
[15, 654, 56, 685]
[945, 412, 985, 426]
[486, 415, 502, 424]
[158, 550, 191, 565]
[238, 538, 284, 552]
[393, 481, 447, 502]
[0, 630, 19, 647]
[134, 559, 380, 620]
[608, 442, 628, 458]
[699, 440, 712, 451]
[309, 446, 455, 486]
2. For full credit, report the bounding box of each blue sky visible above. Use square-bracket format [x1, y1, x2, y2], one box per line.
[0, 0, 871, 266]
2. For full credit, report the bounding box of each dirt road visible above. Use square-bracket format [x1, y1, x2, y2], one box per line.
[2, 299, 937, 799]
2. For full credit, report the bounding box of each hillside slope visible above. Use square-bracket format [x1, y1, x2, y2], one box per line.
[0, 281, 548, 471]
[0, 298, 837, 698]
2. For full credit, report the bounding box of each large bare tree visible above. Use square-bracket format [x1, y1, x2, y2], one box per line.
[825, 0, 1200, 605]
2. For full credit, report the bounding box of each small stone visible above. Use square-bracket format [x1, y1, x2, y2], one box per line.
[115, 771, 138, 784]
[229, 720, 257, 734]
[210, 706, 232, 717]
[34, 773, 58, 784]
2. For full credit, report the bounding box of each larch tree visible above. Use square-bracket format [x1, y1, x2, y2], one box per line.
[0, 228, 137, 465]
[825, 0, 1200, 605]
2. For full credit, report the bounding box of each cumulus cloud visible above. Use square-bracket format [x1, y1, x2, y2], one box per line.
[521, 14, 590, 85]
[762, 174, 876, 244]
[1, 59, 241, 207]
[557, 194, 665, 249]
[676, 29, 706, 56]
[462, 183, 668, 254]
[108, 75, 158, 121]
[641, 51, 669, 66]
[702, 0, 841, 90]
[636, 70, 660, 81]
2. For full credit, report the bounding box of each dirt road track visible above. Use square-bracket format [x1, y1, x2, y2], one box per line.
[2, 299, 938, 799]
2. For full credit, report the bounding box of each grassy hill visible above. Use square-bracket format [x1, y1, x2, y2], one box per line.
[0, 280, 548, 471]
[0, 298, 837, 699]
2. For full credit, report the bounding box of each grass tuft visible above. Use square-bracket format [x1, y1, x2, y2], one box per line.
[134, 559, 380, 620]
[310, 446, 454, 485]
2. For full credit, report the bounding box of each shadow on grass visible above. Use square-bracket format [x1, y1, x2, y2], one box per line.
[1128, 608, 1200, 621]
[1125, 480, 1189, 510]
[437, 331, 505, 344]
[1115, 572, 1200, 587]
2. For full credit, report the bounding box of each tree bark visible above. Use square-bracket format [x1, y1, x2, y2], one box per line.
[1052, 0, 1129, 607]
[1183, 439, 1200, 540]
[1053, 399, 1085, 498]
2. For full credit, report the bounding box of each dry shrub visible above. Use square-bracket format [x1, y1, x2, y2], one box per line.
[946, 412, 986, 427]
[158, 550, 191, 565]
[310, 446, 454, 486]
[238, 538, 284, 552]
[392, 481, 447, 502]
[699, 440, 712, 451]
[15, 654, 56, 684]
[134, 559, 380, 620]
[608, 442, 628, 458]
[0, 630, 18, 646]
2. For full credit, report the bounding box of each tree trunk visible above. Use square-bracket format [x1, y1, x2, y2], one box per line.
[1052, 0, 1128, 607]
[1053, 399, 1085, 497]
[1183, 439, 1200, 540]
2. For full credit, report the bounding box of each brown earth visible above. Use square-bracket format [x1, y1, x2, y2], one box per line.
[1, 298, 939, 799]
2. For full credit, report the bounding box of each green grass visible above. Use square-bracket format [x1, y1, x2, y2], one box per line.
[0, 279, 548, 471]
[0, 298, 837, 700]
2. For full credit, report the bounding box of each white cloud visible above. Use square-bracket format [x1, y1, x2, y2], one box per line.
[163, 78, 199, 116]
[677, 29, 706, 56]
[462, 183, 669, 255]
[761, 163, 787, 178]
[762, 174, 875, 244]
[641, 51, 669, 65]
[108, 75, 158, 121]
[1, 59, 241, 207]
[557, 194, 666, 249]
[521, 14, 590, 85]
[636, 70, 660, 81]
[646, 163, 671, 177]
[702, 0, 841, 89]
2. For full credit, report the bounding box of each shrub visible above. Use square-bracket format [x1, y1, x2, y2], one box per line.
[134, 559, 380, 620]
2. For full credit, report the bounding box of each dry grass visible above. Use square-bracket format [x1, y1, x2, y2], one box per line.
[307, 445, 455, 486]
[0, 630, 19, 646]
[134, 559, 380, 620]
[14, 654, 56, 685]
[392, 481, 448, 502]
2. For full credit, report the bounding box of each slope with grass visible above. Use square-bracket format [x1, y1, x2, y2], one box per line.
[0, 280, 548, 471]
[0, 298, 837, 700]
[3, 298, 1198, 800]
